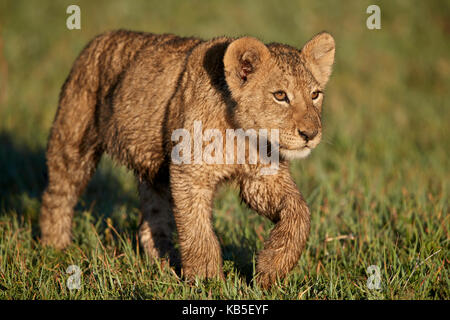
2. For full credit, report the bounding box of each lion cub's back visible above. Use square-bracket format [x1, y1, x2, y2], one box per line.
[92, 31, 203, 175]
[83, 30, 202, 96]
[99, 30, 204, 133]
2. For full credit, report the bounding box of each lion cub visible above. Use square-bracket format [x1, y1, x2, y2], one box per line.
[40, 30, 335, 288]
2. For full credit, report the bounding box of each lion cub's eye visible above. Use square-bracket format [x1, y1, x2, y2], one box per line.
[311, 91, 320, 100]
[273, 91, 289, 103]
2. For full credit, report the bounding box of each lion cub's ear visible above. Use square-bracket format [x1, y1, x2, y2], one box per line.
[224, 37, 271, 90]
[300, 32, 335, 87]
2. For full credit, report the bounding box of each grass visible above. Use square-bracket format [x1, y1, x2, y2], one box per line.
[0, 0, 448, 299]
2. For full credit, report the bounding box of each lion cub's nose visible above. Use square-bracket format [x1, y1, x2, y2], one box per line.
[297, 129, 318, 142]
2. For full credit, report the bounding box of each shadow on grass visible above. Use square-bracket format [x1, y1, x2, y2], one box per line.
[222, 241, 257, 284]
[0, 132, 139, 234]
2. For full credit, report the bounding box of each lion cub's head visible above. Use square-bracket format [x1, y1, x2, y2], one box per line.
[223, 32, 335, 160]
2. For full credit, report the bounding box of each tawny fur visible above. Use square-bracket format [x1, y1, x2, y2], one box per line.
[40, 30, 335, 288]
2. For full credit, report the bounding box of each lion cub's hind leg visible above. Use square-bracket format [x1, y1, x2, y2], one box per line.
[40, 121, 102, 249]
[138, 179, 178, 264]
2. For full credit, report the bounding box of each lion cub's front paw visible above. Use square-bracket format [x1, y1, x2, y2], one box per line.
[255, 271, 279, 290]
[40, 233, 72, 250]
[254, 249, 286, 289]
[182, 262, 225, 283]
